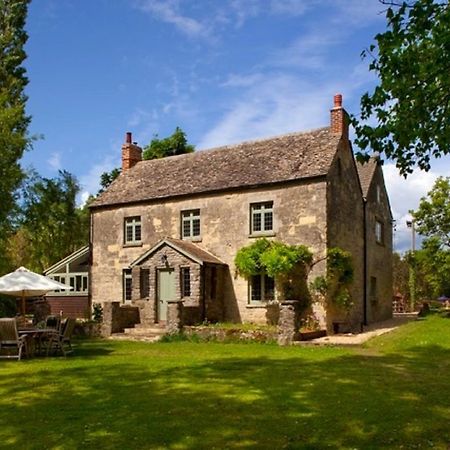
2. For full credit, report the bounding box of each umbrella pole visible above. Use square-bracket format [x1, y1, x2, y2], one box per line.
[21, 293, 25, 316]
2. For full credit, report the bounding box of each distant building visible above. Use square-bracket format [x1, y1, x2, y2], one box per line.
[44, 245, 90, 319]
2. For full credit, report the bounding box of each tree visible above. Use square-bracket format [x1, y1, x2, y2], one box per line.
[352, 0, 450, 176]
[393, 252, 409, 297]
[142, 126, 195, 160]
[11, 170, 89, 271]
[98, 167, 121, 194]
[409, 240, 450, 299]
[0, 0, 32, 271]
[413, 176, 450, 248]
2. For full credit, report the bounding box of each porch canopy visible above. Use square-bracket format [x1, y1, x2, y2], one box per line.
[0, 266, 73, 315]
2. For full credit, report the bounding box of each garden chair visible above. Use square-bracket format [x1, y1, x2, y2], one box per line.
[45, 315, 62, 332]
[47, 318, 75, 356]
[0, 318, 28, 360]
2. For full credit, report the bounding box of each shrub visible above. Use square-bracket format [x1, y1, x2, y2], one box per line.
[92, 303, 103, 323]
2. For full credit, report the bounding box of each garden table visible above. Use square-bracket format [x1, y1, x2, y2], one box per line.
[18, 328, 57, 357]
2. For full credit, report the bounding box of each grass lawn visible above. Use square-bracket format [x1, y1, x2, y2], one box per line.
[0, 315, 449, 450]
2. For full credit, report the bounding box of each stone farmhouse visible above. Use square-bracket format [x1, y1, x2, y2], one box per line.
[89, 95, 393, 332]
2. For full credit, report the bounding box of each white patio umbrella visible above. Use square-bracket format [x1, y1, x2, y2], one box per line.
[0, 266, 73, 315]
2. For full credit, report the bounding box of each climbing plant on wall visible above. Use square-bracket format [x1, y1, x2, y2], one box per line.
[311, 247, 354, 312]
[235, 239, 313, 305]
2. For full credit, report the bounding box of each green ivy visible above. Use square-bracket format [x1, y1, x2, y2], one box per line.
[235, 239, 313, 279]
[261, 241, 312, 278]
[311, 247, 354, 311]
[234, 238, 272, 278]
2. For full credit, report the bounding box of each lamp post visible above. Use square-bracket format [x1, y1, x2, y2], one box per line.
[406, 219, 416, 311]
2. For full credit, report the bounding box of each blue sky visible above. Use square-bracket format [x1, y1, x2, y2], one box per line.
[23, 0, 450, 252]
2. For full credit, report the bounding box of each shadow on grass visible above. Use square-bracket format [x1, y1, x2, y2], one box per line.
[0, 342, 449, 449]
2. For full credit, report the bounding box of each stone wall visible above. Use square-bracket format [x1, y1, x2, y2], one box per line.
[101, 302, 140, 336]
[277, 301, 301, 345]
[91, 180, 329, 324]
[184, 326, 277, 343]
[166, 301, 183, 334]
[326, 139, 365, 332]
[365, 165, 393, 323]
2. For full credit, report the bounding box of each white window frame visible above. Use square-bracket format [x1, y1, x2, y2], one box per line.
[48, 273, 88, 295]
[250, 202, 274, 235]
[124, 216, 142, 245]
[181, 209, 201, 240]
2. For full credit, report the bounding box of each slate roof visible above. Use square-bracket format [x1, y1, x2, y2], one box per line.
[130, 237, 226, 267]
[356, 158, 378, 198]
[91, 127, 341, 208]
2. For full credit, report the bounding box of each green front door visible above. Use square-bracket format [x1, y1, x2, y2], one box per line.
[158, 269, 176, 321]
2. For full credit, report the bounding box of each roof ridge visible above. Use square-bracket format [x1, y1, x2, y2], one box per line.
[137, 126, 331, 166]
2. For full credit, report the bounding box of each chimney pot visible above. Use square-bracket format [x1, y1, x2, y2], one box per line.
[122, 131, 142, 171]
[330, 94, 348, 138]
[334, 93, 342, 108]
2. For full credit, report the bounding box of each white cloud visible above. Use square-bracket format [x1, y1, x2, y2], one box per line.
[331, 0, 386, 26]
[272, 31, 341, 70]
[221, 73, 263, 88]
[135, 0, 209, 37]
[383, 159, 450, 253]
[79, 142, 121, 202]
[269, 0, 312, 16]
[48, 152, 62, 171]
[228, 0, 262, 27]
[198, 74, 332, 149]
[127, 108, 157, 128]
[126, 108, 160, 146]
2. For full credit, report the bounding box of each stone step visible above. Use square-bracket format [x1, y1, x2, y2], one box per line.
[123, 326, 167, 336]
[134, 323, 165, 330]
[109, 333, 162, 343]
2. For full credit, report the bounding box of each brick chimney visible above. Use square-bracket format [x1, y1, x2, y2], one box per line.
[121, 132, 142, 171]
[330, 93, 349, 139]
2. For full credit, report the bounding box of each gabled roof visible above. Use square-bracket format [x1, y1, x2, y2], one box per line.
[91, 127, 341, 208]
[356, 158, 378, 198]
[44, 246, 90, 275]
[130, 238, 226, 267]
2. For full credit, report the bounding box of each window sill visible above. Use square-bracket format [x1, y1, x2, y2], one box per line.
[248, 232, 276, 239]
[246, 304, 268, 309]
[123, 242, 143, 248]
[182, 237, 202, 243]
